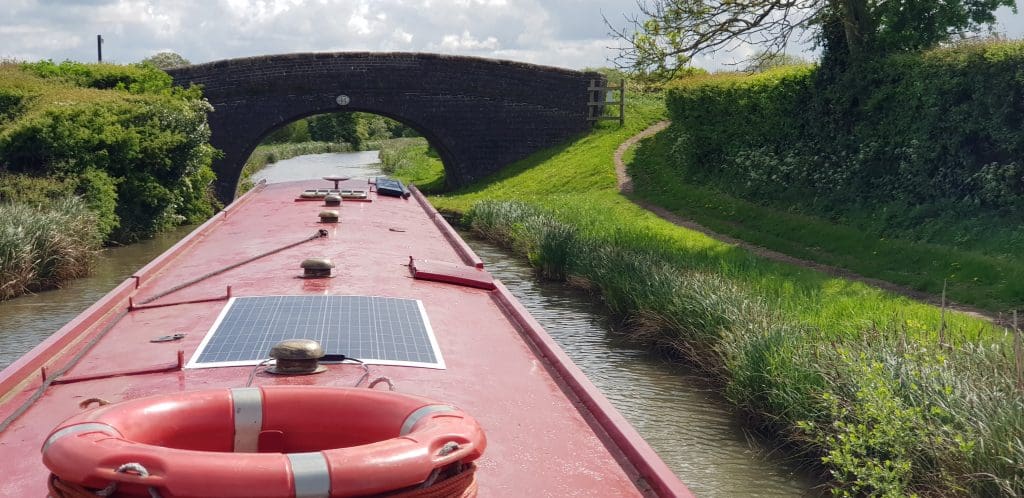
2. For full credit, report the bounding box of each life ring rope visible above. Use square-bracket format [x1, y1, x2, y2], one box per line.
[46, 464, 479, 498]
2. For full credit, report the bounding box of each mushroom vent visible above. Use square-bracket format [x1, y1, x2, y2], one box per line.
[301, 257, 334, 278]
[324, 194, 342, 206]
[319, 210, 340, 223]
[267, 339, 326, 375]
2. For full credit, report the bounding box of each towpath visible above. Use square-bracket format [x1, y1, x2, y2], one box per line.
[615, 121, 1003, 325]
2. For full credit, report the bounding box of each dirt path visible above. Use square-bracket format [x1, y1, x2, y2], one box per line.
[615, 121, 1004, 325]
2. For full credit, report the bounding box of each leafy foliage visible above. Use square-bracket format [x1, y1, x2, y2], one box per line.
[308, 112, 361, 149]
[664, 42, 1024, 217]
[608, 0, 1016, 73]
[262, 120, 310, 144]
[0, 61, 218, 243]
[140, 52, 191, 70]
[302, 112, 417, 151]
[20, 60, 176, 94]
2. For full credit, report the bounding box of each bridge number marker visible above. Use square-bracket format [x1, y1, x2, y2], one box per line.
[335, 95, 350, 106]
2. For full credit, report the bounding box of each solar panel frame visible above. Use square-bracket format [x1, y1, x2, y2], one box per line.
[186, 295, 445, 370]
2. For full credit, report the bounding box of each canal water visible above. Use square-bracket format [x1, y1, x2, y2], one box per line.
[0, 151, 817, 496]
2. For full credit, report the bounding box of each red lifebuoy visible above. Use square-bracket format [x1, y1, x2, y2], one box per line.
[41, 386, 486, 497]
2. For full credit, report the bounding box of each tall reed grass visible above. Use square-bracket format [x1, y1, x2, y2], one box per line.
[466, 200, 1024, 496]
[0, 198, 101, 300]
[374, 137, 445, 192]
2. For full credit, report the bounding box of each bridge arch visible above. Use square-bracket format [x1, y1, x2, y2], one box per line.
[167, 53, 601, 201]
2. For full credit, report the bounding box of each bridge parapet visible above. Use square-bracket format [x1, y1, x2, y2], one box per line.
[168, 52, 602, 201]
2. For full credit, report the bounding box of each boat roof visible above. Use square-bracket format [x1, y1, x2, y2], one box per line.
[0, 179, 690, 497]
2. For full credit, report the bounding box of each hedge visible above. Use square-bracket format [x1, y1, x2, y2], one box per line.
[0, 61, 218, 243]
[665, 41, 1024, 217]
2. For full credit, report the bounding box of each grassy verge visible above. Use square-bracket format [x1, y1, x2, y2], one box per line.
[235, 141, 353, 195]
[629, 126, 1024, 312]
[419, 94, 1022, 496]
[0, 197, 101, 300]
[373, 137, 445, 193]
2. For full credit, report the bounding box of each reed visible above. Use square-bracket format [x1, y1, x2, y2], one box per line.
[465, 199, 1024, 495]
[0, 198, 101, 300]
[374, 138, 445, 192]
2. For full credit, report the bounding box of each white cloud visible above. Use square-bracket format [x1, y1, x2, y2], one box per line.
[436, 30, 499, 51]
[392, 28, 413, 44]
[346, 3, 374, 35]
[1, 0, 1023, 71]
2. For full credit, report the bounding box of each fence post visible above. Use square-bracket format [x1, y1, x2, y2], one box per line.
[619, 78, 625, 127]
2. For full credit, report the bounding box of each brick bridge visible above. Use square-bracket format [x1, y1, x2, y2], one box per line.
[167, 53, 602, 201]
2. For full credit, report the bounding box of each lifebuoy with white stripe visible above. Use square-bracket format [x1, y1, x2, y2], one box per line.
[41, 386, 486, 497]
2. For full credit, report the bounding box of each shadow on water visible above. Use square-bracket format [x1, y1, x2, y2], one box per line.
[466, 235, 823, 497]
[0, 226, 197, 369]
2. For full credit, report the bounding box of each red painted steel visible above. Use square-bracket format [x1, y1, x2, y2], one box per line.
[409, 257, 497, 290]
[0, 179, 691, 497]
[410, 186, 485, 269]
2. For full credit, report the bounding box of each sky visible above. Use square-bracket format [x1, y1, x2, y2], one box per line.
[2, 0, 1024, 71]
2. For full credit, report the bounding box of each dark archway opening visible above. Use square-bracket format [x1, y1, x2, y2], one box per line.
[236, 110, 447, 197]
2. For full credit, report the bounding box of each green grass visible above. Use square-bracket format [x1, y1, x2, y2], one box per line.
[0, 197, 101, 300]
[0, 63, 130, 122]
[374, 137, 445, 192]
[414, 94, 1023, 495]
[628, 127, 1024, 312]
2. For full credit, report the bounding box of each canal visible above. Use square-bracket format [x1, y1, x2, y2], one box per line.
[0, 150, 818, 496]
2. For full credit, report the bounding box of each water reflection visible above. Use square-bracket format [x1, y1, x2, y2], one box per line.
[468, 238, 819, 497]
[0, 226, 196, 369]
[252, 150, 382, 184]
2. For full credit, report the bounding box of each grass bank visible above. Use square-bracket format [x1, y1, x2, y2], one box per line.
[629, 131, 1024, 312]
[371, 137, 445, 192]
[236, 141, 354, 195]
[390, 95, 1023, 496]
[0, 197, 101, 300]
[652, 44, 1024, 311]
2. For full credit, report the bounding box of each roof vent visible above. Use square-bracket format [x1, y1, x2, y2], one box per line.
[323, 175, 350, 189]
[324, 194, 342, 206]
[267, 339, 326, 375]
[300, 257, 335, 278]
[319, 210, 340, 223]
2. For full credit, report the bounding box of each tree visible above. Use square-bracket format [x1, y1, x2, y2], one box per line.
[140, 52, 190, 69]
[308, 113, 361, 149]
[608, 0, 1014, 75]
[744, 51, 809, 72]
[263, 121, 310, 144]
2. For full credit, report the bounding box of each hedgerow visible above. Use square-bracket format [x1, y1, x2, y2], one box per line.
[665, 41, 1024, 218]
[0, 61, 218, 243]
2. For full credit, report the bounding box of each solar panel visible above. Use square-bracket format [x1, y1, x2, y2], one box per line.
[187, 295, 444, 369]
